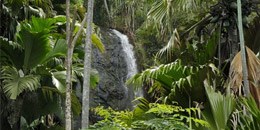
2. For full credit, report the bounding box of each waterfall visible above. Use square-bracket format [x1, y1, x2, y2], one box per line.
[112, 30, 144, 98]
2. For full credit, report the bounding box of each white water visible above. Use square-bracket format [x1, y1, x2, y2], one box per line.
[112, 30, 143, 98]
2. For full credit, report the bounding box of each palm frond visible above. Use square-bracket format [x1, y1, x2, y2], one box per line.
[17, 19, 53, 72]
[0, 36, 24, 68]
[228, 47, 260, 108]
[203, 82, 236, 130]
[44, 39, 67, 63]
[127, 60, 204, 91]
[156, 29, 180, 60]
[147, 0, 202, 39]
[1, 66, 40, 99]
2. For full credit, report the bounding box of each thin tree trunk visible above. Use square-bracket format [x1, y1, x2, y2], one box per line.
[104, 0, 111, 21]
[65, 0, 72, 129]
[237, 0, 250, 97]
[228, 27, 239, 61]
[0, 0, 2, 128]
[82, 0, 94, 128]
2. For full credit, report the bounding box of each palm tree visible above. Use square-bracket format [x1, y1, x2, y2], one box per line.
[0, 16, 67, 129]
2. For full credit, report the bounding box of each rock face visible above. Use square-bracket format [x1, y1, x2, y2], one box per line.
[89, 29, 134, 123]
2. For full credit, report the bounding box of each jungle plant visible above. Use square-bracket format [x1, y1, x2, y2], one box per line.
[125, 20, 223, 107]
[202, 81, 236, 130]
[0, 16, 102, 129]
[88, 98, 209, 130]
[234, 96, 260, 130]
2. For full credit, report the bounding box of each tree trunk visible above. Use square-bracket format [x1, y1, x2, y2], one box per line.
[9, 98, 23, 130]
[237, 0, 250, 97]
[82, 0, 94, 129]
[228, 27, 239, 61]
[104, 0, 111, 22]
[65, 0, 72, 129]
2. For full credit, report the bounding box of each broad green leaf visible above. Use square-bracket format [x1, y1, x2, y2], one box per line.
[1, 66, 40, 99]
[18, 24, 52, 72]
[0, 37, 24, 69]
[203, 83, 236, 130]
[52, 71, 68, 93]
[44, 39, 67, 63]
[29, 16, 56, 33]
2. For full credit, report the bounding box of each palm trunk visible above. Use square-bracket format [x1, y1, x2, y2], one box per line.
[65, 0, 72, 129]
[82, 0, 94, 128]
[10, 98, 23, 130]
[237, 0, 250, 97]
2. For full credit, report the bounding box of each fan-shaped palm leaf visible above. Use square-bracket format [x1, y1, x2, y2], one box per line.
[17, 24, 51, 72]
[0, 36, 24, 68]
[147, 0, 202, 37]
[44, 39, 67, 63]
[228, 47, 260, 108]
[1, 66, 40, 99]
[203, 82, 236, 130]
[16, 16, 59, 72]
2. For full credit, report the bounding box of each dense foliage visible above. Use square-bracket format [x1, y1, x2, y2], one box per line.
[1, 0, 260, 130]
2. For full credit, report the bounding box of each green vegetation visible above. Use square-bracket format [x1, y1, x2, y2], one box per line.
[1, 0, 260, 130]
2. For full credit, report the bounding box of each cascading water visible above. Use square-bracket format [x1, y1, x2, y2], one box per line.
[112, 30, 144, 99]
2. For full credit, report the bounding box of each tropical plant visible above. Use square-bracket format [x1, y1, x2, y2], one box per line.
[88, 97, 208, 130]
[228, 47, 260, 108]
[126, 56, 221, 107]
[0, 16, 102, 129]
[202, 81, 236, 130]
[234, 96, 260, 130]
[0, 0, 53, 40]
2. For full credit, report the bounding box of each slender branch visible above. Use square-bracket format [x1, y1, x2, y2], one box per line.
[237, 0, 250, 97]
[70, 7, 78, 42]
[66, 0, 71, 46]
[71, 13, 87, 49]
[104, 0, 111, 22]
